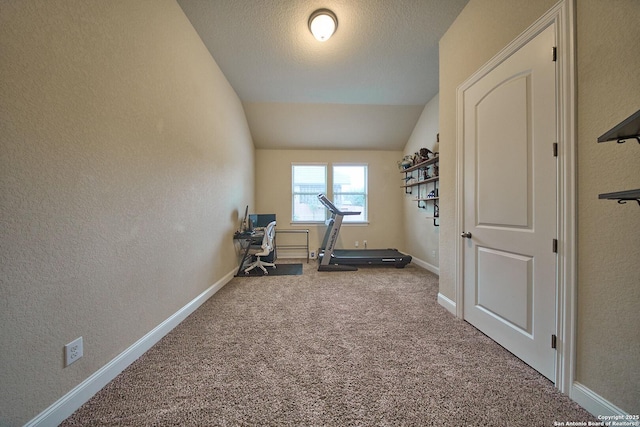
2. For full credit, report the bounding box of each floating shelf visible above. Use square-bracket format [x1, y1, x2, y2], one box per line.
[597, 110, 640, 207]
[597, 108, 640, 144]
[598, 189, 640, 206]
[401, 156, 439, 172]
[401, 176, 439, 188]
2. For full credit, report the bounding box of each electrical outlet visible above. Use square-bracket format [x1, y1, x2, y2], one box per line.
[355, 241, 359, 248]
[363, 240, 367, 249]
[432, 250, 436, 259]
[65, 337, 83, 367]
[310, 251, 316, 259]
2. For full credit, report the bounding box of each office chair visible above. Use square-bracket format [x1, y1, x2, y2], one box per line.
[244, 220, 277, 275]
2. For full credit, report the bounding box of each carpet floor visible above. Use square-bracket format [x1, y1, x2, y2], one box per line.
[61, 261, 596, 426]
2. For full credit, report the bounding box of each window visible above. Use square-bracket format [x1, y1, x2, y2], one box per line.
[292, 163, 368, 223]
[292, 164, 327, 222]
[333, 164, 367, 222]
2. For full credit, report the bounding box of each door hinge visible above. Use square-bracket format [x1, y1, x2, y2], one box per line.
[552, 46, 557, 62]
[551, 334, 557, 349]
[552, 239, 558, 253]
[553, 142, 558, 157]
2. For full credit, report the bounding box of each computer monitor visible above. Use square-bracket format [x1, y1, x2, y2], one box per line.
[248, 213, 276, 229]
[241, 205, 249, 231]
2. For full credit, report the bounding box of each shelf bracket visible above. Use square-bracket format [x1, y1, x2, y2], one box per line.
[617, 199, 640, 207]
[616, 136, 640, 144]
[433, 203, 439, 226]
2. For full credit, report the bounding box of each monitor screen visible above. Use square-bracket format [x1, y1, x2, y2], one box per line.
[241, 205, 249, 230]
[249, 213, 276, 228]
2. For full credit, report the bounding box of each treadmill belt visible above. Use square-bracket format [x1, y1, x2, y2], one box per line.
[332, 249, 404, 259]
[325, 248, 412, 267]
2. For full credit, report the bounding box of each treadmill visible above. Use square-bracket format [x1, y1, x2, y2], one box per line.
[316, 193, 412, 271]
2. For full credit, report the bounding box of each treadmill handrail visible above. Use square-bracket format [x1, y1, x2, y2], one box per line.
[317, 193, 361, 216]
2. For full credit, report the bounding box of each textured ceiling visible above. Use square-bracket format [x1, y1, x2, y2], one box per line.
[177, 0, 469, 150]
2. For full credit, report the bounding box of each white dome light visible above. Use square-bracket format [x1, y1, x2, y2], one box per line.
[308, 9, 338, 42]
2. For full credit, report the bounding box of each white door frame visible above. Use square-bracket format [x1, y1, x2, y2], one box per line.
[454, 0, 576, 394]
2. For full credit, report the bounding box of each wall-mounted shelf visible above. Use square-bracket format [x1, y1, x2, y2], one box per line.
[402, 156, 439, 172]
[401, 176, 439, 188]
[597, 108, 640, 144]
[400, 155, 439, 225]
[598, 189, 640, 206]
[597, 109, 640, 207]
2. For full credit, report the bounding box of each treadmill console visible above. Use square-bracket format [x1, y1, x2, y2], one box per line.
[317, 193, 360, 216]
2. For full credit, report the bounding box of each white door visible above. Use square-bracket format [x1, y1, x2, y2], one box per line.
[461, 24, 558, 381]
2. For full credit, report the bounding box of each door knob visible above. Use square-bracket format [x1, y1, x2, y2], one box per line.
[460, 231, 472, 238]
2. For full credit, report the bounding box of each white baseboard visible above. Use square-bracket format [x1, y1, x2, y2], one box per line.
[410, 256, 440, 276]
[571, 381, 628, 418]
[25, 268, 237, 427]
[437, 292, 457, 315]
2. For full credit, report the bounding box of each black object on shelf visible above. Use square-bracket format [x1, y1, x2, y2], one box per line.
[598, 189, 640, 206]
[597, 108, 640, 144]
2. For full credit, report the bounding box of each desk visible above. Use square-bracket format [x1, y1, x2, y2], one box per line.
[275, 229, 309, 263]
[233, 230, 264, 276]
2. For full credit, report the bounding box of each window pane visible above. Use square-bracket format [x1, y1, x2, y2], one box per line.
[333, 166, 365, 193]
[292, 165, 326, 222]
[293, 165, 325, 187]
[292, 194, 326, 221]
[333, 165, 367, 222]
[333, 194, 366, 222]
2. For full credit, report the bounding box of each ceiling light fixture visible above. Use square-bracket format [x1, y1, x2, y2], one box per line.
[308, 9, 338, 42]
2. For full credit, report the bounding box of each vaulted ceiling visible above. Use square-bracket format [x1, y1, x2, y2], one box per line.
[177, 0, 469, 150]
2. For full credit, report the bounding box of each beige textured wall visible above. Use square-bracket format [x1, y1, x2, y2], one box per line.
[0, 1, 254, 425]
[254, 150, 405, 257]
[402, 95, 440, 268]
[439, 0, 640, 414]
[575, 0, 640, 413]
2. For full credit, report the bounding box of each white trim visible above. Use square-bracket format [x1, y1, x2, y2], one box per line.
[409, 255, 440, 276]
[454, 0, 576, 394]
[554, 0, 578, 397]
[25, 268, 237, 427]
[437, 292, 456, 316]
[571, 382, 629, 418]
[455, 74, 465, 320]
